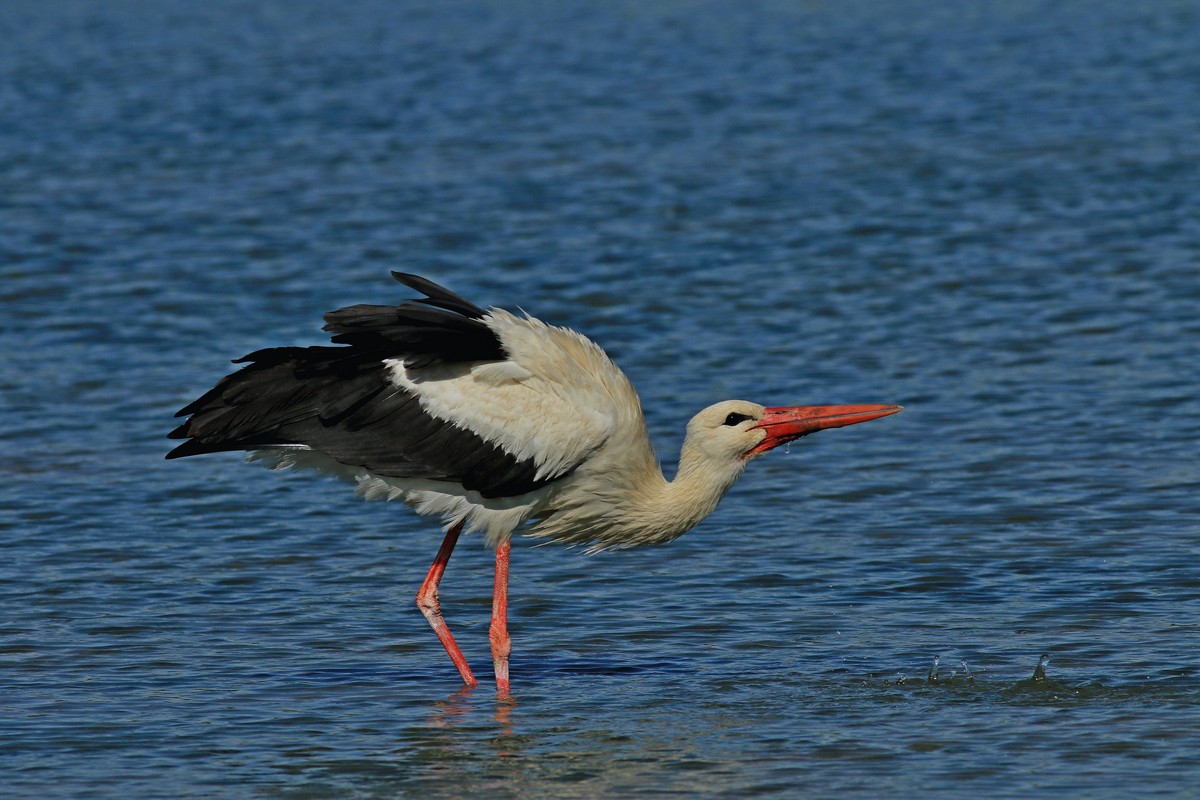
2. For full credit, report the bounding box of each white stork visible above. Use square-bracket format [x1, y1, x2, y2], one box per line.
[168, 273, 900, 694]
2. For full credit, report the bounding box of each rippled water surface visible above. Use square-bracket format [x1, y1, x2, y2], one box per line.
[3, 1, 1199, 797]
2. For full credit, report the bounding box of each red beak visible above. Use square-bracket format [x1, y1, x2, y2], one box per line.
[745, 404, 902, 458]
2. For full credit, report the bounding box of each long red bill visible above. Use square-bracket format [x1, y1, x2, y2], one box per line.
[745, 404, 902, 458]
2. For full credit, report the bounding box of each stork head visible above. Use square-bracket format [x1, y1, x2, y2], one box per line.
[659, 400, 900, 542]
[684, 399, 902, 468]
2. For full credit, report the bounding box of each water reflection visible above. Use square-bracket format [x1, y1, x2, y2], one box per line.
[425, 684, 518, 738]
[425, 685, 476, 730]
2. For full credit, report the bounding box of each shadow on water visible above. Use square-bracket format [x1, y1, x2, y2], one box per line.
[514, 655, 692, 679]
[294, 654, 691, 686]
[289, 652, 1199, 713]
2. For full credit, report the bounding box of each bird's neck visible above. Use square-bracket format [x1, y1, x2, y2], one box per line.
[526, 429, 748, 551]
[628, 442, 747, 543]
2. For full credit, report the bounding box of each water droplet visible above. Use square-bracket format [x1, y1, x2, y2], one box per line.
[1032, 653, 1050, 681]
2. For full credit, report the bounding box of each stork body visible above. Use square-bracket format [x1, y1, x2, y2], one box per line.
[168, 273, 900, 693]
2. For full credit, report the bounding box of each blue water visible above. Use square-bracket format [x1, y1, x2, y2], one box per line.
[3, 1, 1199, 797]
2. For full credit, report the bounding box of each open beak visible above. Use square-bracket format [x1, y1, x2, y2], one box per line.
[745, 404, 902, 458]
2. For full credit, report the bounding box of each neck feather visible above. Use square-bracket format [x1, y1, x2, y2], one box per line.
[622, 441, 746, 544]
[526, 435, 747, 552]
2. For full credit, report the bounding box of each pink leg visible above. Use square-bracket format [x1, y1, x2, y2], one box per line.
[415, 520, 477, 688]
[490, 539, 512, 696]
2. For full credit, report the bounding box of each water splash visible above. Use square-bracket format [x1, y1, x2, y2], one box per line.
[1032, 653, 1051, 682]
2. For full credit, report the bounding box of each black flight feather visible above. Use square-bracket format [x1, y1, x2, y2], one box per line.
[390, 271, 489, 318]
[167, 275, 556, 498]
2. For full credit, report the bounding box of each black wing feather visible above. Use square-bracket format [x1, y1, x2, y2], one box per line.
[389, 271, 489, 318]
[167, 275, 554, 498]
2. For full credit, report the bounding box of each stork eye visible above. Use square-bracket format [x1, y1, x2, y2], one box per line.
[722, 412, 753, 426]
